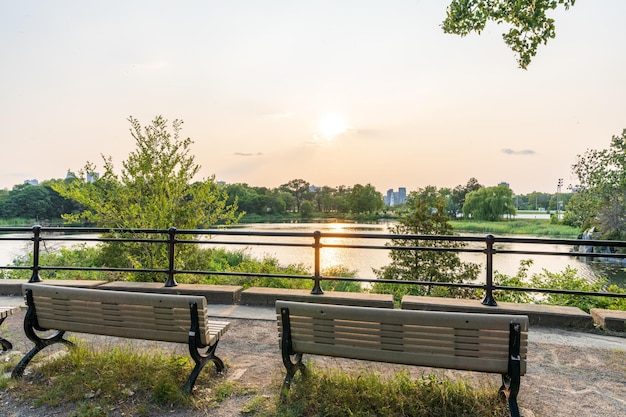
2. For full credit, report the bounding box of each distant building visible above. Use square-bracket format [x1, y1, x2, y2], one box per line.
[64, 170, 99, 182]
[23, 179, 39, 186]
[499, 182, 510, 188]
[384, 187, 407, 207]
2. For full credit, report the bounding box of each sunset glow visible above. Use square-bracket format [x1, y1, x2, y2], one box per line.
[317, 114, 348, 141]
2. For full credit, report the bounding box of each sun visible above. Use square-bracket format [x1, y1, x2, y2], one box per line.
[317, 113, 347, 140]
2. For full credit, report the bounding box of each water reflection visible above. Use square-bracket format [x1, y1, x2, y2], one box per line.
[221, 223, 626, 287]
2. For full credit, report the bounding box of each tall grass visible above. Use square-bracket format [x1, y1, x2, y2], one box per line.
[451, 219, 580, 237]
[273, 364, 509, 417]
[5, 339, 247, 416]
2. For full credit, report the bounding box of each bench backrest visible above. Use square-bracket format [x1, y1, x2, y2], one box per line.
[277, 300, 528, 375]
[23, 283, 218, 345]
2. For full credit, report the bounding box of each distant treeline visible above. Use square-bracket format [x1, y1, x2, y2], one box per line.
[0, 176, 569, 224]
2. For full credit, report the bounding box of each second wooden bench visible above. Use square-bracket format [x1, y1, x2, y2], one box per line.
[277, 300, 528, 417]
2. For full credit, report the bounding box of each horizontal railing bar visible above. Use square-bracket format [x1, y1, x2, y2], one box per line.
[496, 249, 626, 259]
[3, 226, 626, 301]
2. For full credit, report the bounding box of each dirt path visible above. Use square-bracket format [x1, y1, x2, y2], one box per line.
[2, 309, 625, 416]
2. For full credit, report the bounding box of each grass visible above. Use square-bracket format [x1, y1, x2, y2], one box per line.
[2, 340, 511, 417]
[451, 218, 580, 237]
[269, 364, 509, 417]
[3, 338, 250, 416]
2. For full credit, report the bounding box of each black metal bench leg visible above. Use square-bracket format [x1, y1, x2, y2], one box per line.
[183, 302, 227, 395]
[500, 321, 522, 417]
[12, 289, 74, 378]
[279, 306, 307, 400]
[12, 330, 73, 378]
[281, 352, 306, 400]
[500, 369, 521, 417]
[0, 316, 12, 351]
[0, 338, 12, 351]
[184, 341, 225, 395]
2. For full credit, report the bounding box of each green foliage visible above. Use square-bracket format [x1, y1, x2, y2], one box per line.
[0, 181, 82, 222]
[277, 364, 508, 417]
[570, 129, 626, 241]
[450, 218, 580, 237]
[373, 186, 480, 302]
[493, 260, 537, 304]
[462, 185, 516, 221]
[172, 247, 313, 289]
[8, 339, 241, 415]
[494, 260, 626, 312]
[51, 116, 241, 280]
[280, 179, 310, 212]
[299, 200, 314, 218]
[442, 0, 576, 69]
[4, 244, 117, 281]
[562, 191, 600, 230]
[53, 116, 241, 230]
[443, 177, 483, 218]
[320, 265, 363, 292]
[348, 183, 384, 214]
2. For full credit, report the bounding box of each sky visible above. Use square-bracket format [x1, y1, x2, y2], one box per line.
[1, 1, 625, 195]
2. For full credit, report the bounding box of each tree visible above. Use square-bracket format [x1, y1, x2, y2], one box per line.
[0, 182, 82, 222]
[54, 116, 240, 229]
[442, 0, 576, 69]
[462, 185, 516, 221]
[569, 129, 626, 240]
[52, 116, 241, 277]
[447, 177, 483, 218]
[348, 184, 384, 214]
[280, 179, 310, 212]
[372, 186, 480, 301]
[299, 200, 314, 218]
[314, 186, 336, 212]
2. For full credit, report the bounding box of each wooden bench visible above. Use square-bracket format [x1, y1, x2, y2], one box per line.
[12, 283, 231, 394]
[277, 300, 528, 417]
[1, 305, 20, 351]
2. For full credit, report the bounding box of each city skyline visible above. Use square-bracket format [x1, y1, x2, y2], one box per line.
[1, 1, 625, 195]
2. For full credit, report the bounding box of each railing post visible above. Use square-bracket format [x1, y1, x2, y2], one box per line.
[165, 227, 178, 287]
[482, 234, 497, 306]
[29, 225, 42, 283]
[311, 230, 323, 294]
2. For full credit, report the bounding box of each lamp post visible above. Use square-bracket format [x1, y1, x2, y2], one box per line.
[556, 178, 563, 220]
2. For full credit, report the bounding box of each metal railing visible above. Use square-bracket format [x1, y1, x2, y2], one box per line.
[1, 225, 625, 306]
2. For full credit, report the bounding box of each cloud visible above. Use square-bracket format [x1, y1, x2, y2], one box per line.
[501, 148, 536, 156]
[234, 152, 263, 157]
[309, 127, 360, 145]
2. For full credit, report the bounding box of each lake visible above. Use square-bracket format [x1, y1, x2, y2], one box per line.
[207, 222, 625, 286]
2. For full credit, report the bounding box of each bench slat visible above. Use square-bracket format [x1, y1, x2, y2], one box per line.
[287, 333, 516, 360]
[26, 284, 207, 309]
[36, 318, 229, 344]
[293, 341, 513, 374]
[279, 301, 526, 330]
[23, 284, 227, 346]
[276, 301, 528, 375]
[280, 318, 528, 357]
